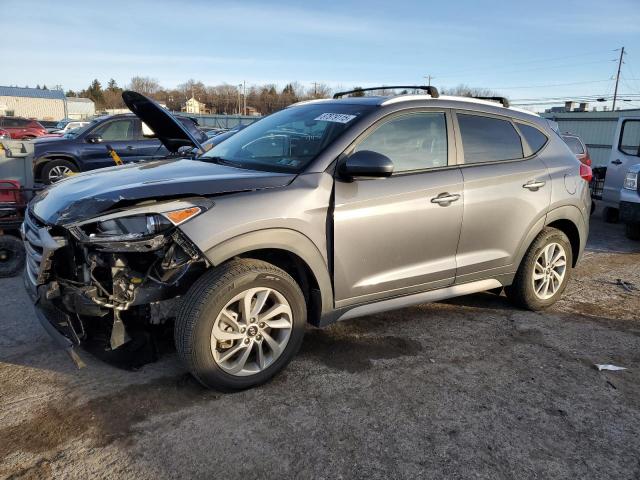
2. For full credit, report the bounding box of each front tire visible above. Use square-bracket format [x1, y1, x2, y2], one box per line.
[506, 227, 573, 310]
[41, 159, 78, 184]
[175, 259, 306, 391]
[0, 235, 25, 278]
[602, 206, 619, 224]
[625, 222, 640, 241]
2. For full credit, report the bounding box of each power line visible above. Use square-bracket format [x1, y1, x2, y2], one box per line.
[434, 50, 615, 79]
[490, 79, 613, 90]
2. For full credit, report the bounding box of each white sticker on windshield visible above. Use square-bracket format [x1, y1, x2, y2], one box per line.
[314, 113, 357, 124]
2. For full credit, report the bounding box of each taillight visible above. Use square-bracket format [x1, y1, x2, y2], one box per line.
[583, 152, 592, 166]
[580, 163, 593, 182]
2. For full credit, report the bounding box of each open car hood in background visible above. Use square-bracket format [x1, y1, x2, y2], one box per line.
[122, 90, 205, 153]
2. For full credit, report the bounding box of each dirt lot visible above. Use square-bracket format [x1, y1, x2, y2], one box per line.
[1, 210, 639, 480]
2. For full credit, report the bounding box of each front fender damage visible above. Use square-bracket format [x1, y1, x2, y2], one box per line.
[41, 221, 208, 367]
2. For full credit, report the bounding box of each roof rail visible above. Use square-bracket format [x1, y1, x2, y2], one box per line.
[473, 96, 510, 108]
[333, 85, 439, 99]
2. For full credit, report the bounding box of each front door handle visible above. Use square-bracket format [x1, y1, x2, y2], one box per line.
[611, 159, 623, 165]
[431, 192, 460, 206]
[523, 180, 546, 191]
[126, 145, 135, 150]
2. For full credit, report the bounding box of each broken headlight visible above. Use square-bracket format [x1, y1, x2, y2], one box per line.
[80, 207, 202, 241]
[93, 214, 173, 239]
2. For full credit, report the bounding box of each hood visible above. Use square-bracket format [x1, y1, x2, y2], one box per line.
[33, 136, 68, 145]
[31, 158, 296, 225]
[122, 91, 205, 153]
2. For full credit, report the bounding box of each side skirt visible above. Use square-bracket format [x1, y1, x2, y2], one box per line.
[332, 278, 503, 323]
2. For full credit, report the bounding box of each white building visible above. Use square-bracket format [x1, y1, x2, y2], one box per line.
[0, 86, 95, 121]
[66, 97, 95, 120]
[183, 97, 208, 114]
[0, 86, 66, 120]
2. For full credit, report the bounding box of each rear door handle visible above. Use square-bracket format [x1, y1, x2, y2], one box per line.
[611, 159, 623, 165]
[431, 192, 460, 206]
[523, 180, 546, 191]
[126, 145, 135, 150]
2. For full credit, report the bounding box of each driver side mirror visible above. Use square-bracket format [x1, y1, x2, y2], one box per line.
[85, 134, 103, 144]
[339, 150, 394, 180]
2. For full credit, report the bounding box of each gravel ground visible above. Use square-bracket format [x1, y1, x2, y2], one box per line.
[1, 210, 639, 480]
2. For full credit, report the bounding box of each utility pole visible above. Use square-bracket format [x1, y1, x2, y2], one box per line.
[612, 46, 625, 111]
[424, 74, 433, 86]
[243, 80, 246, 116]
[312, 82, 318, 97]
[237, 84, 242, 115]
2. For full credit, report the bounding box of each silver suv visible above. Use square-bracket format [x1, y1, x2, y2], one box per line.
[24, 88, 590, 390]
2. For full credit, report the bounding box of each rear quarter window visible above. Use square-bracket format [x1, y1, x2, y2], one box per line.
[562, 135, 585, 155]
[517, 123, 548, 154]
[458, 114, 523, 163]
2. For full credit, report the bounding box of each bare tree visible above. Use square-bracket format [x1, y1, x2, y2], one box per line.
[439, 84, 502, 98]
[127, 76, 161, 95]
[306, 83, 332, 99]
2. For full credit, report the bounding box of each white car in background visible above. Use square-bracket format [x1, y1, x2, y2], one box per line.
[598, 116, 640, 239]
[52, 121, 91, 134]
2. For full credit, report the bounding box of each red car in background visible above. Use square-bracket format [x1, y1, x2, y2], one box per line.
[0, 128, 10, 139]
[0, 116, 47, 140]
[561, 133, 592, 166]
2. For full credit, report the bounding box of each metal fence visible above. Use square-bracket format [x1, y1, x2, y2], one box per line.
[542, 109, 640, 167]
[172, 112, 262, 129]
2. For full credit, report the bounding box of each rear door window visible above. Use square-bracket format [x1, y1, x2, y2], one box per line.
[458, 114, 523, 163]
[354, 112, 448, 172]
[619, 120, 640, 157]
[3, 118, 22, 128]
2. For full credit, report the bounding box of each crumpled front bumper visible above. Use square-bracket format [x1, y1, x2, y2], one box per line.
[22, 209, 86, 368]
[24, 274, 87, 368]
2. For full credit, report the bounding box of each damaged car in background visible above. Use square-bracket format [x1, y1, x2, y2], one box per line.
[25, 88, 590, 391]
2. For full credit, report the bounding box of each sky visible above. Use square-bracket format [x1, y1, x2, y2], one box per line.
[3, 0, 640, 111]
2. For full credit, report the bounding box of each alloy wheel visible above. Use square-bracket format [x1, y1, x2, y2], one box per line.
[210, 287, 293, 376]
[48, 165, 73, 182]
[532, 242, 567, 300]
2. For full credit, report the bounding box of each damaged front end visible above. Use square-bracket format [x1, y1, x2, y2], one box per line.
[23, 198, 212, 368]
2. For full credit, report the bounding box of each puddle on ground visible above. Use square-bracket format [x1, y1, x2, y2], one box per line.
[0, 374, 216, 457]
[299, 329, 422, 373]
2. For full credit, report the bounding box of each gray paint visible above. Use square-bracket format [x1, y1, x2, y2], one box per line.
[28, 93, 591, 327]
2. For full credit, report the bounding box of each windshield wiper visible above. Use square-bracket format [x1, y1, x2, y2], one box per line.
[199, 156, 245, 168]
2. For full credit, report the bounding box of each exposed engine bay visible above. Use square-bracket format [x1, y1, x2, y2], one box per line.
[24, 198, 212, 367]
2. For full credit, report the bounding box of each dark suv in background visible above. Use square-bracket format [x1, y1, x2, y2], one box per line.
[0, 116, 47, 140]
[33, 113, 205, 183]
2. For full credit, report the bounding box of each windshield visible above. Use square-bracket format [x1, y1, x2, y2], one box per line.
[200, 103, 374, 172]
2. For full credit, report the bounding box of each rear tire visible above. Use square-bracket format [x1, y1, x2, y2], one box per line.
[602, 206, 619, 224]
[41, 159, 78, 184]
[625, 222, 640, 241]
[506, 227, 573, 310]
[0, 235, 25, 278]
[174, 258, 306, 391]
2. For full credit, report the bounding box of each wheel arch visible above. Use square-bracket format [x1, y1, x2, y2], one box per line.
[544, 206, 587, 267]
[513, 206, 586, 272]
[34, 154, 80, 180]
[202, 229, 334, 326]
